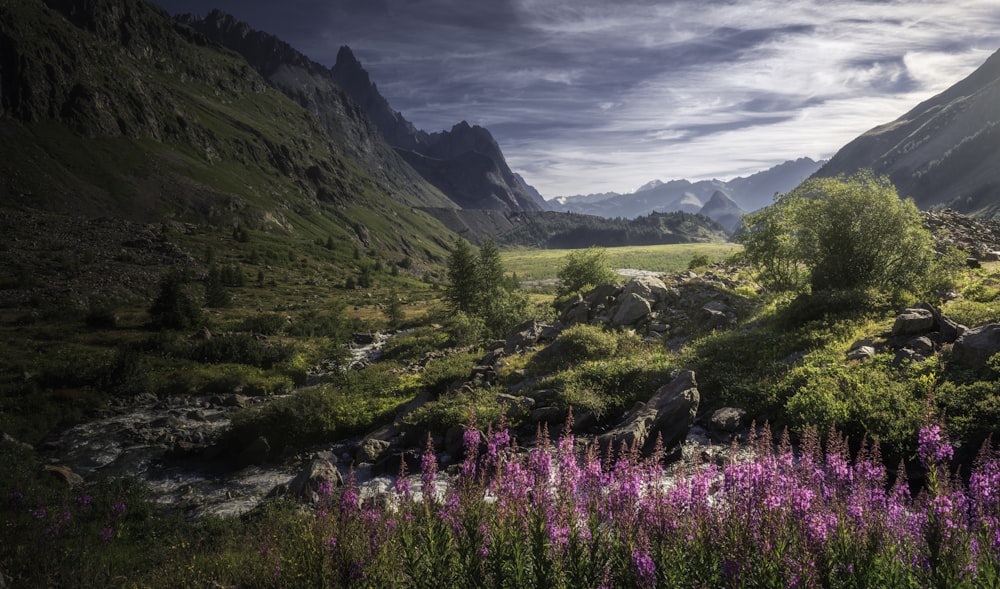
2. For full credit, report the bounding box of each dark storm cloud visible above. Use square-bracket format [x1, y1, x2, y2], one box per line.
[150, 0, 1000, 197]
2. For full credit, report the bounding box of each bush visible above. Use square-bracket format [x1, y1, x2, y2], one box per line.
[228, 364, 411, 450]
[556, 246, 616, 296]
[237, 313, 287, 336]
[536, 324, 624, 369]
[404, 384, 506, 434]
[739, 171, 933, 295]
[420, 350, 480, 395]
[184, 334, 294, 369]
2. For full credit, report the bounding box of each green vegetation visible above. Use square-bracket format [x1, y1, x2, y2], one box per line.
[739, 171, 934, 295]
[501, 242, 742, 282]
[556, 246, 616, 296]
[446, 240, 528, 337]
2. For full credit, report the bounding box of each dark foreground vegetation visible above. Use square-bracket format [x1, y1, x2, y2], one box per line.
[4, 173, 1000, 586]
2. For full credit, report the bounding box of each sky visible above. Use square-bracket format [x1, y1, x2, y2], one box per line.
[151, 0, 1000, 198]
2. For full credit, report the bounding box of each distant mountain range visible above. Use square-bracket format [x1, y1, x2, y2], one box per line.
[0, 0, 727, 256]
[547, 158, 824, 229]
[816, 47, 1000, 217]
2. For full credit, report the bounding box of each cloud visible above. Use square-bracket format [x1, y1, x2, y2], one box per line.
[151, 0, 1000, 198]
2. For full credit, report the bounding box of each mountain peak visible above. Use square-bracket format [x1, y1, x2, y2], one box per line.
[336, 45, 362, 70]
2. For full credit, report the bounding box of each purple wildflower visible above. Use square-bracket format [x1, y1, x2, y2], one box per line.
[918, 424, 953, 468]
[632, 548, 656, 588]
[112, 501, 126, 516]
[99, 526, 114, 542]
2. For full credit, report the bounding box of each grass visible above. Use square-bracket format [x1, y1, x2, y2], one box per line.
[502, 243, 742, 282]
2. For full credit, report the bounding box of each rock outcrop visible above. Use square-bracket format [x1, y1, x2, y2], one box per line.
[597, 371, 700, 455]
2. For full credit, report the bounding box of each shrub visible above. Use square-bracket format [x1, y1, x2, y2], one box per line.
[184, 334, 294, 369]
[404, 384, 505, 434]
[420, 350, 480, 396]
[538, 324, 623, 368]
[739, 171, 933, 295]
[237, 313, 287, 336]
[556, 246, 616, 296]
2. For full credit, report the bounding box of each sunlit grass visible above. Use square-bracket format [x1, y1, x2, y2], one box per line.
[501, 243, 742, 282]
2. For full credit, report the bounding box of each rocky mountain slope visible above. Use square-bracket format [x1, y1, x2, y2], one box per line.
[0, 0, 456, 263]
[331, 46, 544, 213]
[548, 158, 823, 223]
[175, 10, 454, 210]
[816, 48, 1000, 216]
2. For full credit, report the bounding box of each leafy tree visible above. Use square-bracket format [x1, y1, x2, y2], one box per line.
[739, 171, 934, 295]
[556, 246, 617, 296]
[386, 294, 405, 329]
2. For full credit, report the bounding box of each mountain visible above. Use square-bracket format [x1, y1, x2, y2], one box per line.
[548, 158, 822, 225]
[0, 0, 454, 263]
[175, 10, 454, 210]
[816, 48, 1000, 216]
[698, 191, 744, 231]
[727, 157, 826, 211]
[331, 46, 543, 212]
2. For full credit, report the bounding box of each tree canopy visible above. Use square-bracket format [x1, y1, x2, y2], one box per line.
[739, 171, 934, 295]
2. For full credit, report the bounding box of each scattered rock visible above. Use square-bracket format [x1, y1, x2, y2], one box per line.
[847, 346, 876, 362]
[709, 407, 746, 433]
[952, 323, 1000, 368]
[284, 458, 343, 503]
[891, 308, 935, 337]
[355, 438, 391, 464]
[907, 336, 935, 355]
[611, 292, 652, 327]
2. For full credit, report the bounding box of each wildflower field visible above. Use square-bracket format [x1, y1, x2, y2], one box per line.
[5, 418, 1000, 588]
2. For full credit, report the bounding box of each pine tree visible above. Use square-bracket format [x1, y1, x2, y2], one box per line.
[446, 240, 479, 313]
[204, 266, 231, 308]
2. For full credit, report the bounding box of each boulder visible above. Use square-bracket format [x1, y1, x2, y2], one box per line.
[285, 458, 344, 503]
[504, 320, 552, 354]
[597, 371, 699, 455]
[611, 293, 652, 327]
[709, 407, 746, 433]
[847, 346, 876, 362]
[621, 276, 671, 306]
[952, 323, 1000, 367]
[907, 336, 935, 355]
[530, 406, 570, 425]
[584, 284, 622, 307]
[915, 302, 966, 343]
[891, 308, 935, 337]
[355, 438, 390, 464]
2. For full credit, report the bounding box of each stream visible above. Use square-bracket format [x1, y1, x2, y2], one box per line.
[44, 333, 395, 518]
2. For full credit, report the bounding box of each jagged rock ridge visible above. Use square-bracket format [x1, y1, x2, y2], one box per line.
[332, 46, 544, 212]
[176, 10, 454, 209]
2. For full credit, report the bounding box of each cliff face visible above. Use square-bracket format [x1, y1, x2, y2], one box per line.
[0, 0, 457, 264]
[331, 46, 544, 212]
[180, 11, 454, 209]
[816, 48, 1000, 216]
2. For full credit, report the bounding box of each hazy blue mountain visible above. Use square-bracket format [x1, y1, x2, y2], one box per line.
[548, 158, 823, 226]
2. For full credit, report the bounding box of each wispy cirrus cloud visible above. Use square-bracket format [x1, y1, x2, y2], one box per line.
[154, 0, 1000, 197]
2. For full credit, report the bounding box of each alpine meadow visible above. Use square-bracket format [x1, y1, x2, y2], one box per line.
[4, 1, 1000, 587]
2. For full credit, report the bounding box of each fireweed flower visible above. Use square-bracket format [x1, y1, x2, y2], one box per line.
[32, 506, 47, 520]
[420, 435, 438, 502]
[99, 526, 114, 542]
[112, 502, 126, 516]
[632, 548, 656, 588]
[918, 424, 953, 468]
